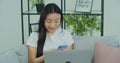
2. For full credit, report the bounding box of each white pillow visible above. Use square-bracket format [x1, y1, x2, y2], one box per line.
[0, 49, 20, 63]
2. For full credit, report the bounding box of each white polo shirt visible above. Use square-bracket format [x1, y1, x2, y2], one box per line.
[26, 28, 74, 52]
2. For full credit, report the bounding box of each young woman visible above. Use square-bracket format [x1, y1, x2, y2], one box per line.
[26, 3, 74, 63]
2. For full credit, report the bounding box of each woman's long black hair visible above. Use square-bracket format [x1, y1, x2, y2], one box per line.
[36, 3, 64, 57]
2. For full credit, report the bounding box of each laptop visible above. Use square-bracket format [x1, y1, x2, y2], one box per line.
[44, 50, 92, 63]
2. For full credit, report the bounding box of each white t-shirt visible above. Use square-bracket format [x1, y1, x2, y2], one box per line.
[26, 28, 74, 52]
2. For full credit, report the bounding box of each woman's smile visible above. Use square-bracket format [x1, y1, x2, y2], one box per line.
[45, 13, 61, 34]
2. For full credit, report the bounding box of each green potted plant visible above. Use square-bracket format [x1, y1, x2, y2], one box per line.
[64, 14, 101, 36]
[30, 0, 45, 13]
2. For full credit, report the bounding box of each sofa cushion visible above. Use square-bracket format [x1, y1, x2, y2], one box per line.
[13, 44, 28, 63]
[94, 42, 120, 63]
[0, 49, 20, 63]
[74, 36, 119, 50]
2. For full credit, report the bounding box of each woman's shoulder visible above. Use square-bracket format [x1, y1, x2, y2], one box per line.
[26, 32, 39, 47]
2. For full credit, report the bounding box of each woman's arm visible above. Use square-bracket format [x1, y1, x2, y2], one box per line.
[27, 46, 44, 63]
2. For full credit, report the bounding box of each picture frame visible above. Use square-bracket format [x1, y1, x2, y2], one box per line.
[75, 0, 93, 13]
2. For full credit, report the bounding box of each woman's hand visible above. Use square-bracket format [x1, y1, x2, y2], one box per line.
[50, 48, 57, 51]
[64, 44, 73, 50]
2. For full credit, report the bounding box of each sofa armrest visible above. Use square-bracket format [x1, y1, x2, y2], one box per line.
[13, 44, 28, 63]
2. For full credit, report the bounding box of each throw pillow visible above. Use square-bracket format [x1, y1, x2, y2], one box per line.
[94, 42, 120, 63]
[0, 49, 20, 63]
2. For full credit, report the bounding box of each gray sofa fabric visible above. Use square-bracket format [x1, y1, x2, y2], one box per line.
[0, 45, 28, 63]
[0, 36, 120, 63]
[74, 36, 120, 50]
[13, 45, 28, 63]
[73, 36, 120, 63]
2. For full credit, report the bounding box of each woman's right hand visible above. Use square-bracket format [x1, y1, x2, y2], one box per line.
[50, 48, 57, 51]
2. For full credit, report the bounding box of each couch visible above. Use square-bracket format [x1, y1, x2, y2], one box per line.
[0, 44, 28, 63]
[73, 36, 120, 63]
[0, 36, 120, 63]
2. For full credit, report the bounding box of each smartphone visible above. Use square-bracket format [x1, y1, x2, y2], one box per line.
[57, 45, 67, 51]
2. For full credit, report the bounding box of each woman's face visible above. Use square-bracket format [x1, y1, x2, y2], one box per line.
[45, 13, 61, 34]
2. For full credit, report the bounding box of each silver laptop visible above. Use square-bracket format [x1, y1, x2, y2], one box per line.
[44, 50, 92, 63]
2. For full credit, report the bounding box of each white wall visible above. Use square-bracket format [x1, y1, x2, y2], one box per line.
[104, 0, 120, 36]
[0, 0, 120, 52]
[0, 0, 22, 52]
